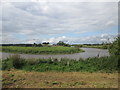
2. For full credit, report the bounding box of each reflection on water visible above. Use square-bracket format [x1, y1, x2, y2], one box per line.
[1, 48, 110, 60]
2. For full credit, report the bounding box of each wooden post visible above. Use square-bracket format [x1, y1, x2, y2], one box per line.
[67, 61, 69, 66]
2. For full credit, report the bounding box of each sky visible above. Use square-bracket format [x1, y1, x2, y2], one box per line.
[0, 0, 118, 44]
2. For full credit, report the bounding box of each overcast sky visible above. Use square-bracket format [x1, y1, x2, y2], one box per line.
[0, 1, 118, 44]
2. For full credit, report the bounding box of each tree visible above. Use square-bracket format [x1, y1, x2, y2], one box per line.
[57, 41, 70, 47]
[42, 42, 50, 45]
[109, 37, 120, 55]
[38, 43, 42, 47]
[57, 41, 65, 46]
[33, 43, 37, 47]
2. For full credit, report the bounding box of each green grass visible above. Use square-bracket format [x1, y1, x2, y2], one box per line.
[82, 45, 109, 49]
[1, 46, 84, 54]
[2, 54, 119, 73]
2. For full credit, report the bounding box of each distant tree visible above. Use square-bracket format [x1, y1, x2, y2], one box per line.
[38, 43, 42, 47]
[57, 41, 70, 46]
[42, 42, 50, 45]
[57, 41, 66, 46]
[33, 43, 37, 47]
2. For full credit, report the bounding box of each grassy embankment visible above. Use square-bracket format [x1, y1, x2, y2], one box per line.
[2, 55, 118, 73]
[1, 55, 119, 88]
[1, 46, 84, 54]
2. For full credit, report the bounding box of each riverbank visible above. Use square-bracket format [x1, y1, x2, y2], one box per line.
[82, 45, 109, 49]
[72, 44, 110, 49]
[2, 55, 118, 72]
[1, 48, 109, 60]
[2, 53, 119, 88]
[2, 69, 118, 88]
[1, 46, 84, 54]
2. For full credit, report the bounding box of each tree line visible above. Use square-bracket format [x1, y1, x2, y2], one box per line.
[0, 41, 70, 47]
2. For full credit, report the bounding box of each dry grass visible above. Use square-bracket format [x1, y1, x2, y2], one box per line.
[2, 69, 118, 88]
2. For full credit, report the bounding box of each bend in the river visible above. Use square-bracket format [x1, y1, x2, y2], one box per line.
[1, 48, 110, 60]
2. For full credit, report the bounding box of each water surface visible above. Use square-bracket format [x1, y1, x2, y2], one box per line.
[0, 48, 110, 60]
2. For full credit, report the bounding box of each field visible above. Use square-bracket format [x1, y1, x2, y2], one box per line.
[1, 46, 84, 54]
[2, 69, 118, 88]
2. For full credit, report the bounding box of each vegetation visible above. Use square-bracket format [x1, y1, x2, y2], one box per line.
[2, 69, 118, 88]
[109, 37, 120, 55]
[82, 44, 109, 49]
[0, 43, 42, 47]
[57, 41, 70, 46]
[1, 46, 84, 54]
[2, 54, 119, 73]
[72, 44, 110, 49]
[2, 38, 119, 88]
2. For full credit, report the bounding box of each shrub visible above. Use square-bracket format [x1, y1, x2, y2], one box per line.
[10, 54, 26, 69]
[2, 58, 13, 70]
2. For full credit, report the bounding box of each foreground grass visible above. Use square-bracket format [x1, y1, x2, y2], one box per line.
[1, 46, 84, 54]
[2, 69, 118, 88]
[2, 55, 119, 88]
[2, 55, 119, 73]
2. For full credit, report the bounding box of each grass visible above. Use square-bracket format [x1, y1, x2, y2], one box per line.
[2, 69, 118, 88]
[1, 46, 84, 54]
[82, 45, 109, 49]
[2, 54, 119, 88]
[1, 38, 119, 88]
[2, 54, 119, 73]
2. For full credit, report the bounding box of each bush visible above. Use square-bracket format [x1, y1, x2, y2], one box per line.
[109, 37, 120, 55]
[2, 58, 13, 70]
[2, 54, 26, 70]
[11, 54, 26, 69]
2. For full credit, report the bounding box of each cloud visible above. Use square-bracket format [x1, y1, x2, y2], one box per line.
[1, 0, 119, 2]
[42, 36, 68, 44]
[41, 34, 116, 44]
[1, 33, 117, 44]
[1, 2, 118, 44]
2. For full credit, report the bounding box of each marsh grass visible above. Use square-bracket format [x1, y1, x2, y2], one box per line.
[2, 54, 119, 73]
[1, 46, 84, 54]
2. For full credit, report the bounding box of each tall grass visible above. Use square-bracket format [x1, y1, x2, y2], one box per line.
[2, 54, 119, 73]
[1, 46, 84, 54]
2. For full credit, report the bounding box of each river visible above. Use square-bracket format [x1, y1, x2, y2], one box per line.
[0, 48, 110, 60]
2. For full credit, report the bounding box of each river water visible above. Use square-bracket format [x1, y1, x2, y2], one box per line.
[0, 48, 110, 60]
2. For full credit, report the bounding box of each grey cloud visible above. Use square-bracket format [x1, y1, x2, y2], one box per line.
[1, 2, 118, 44]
